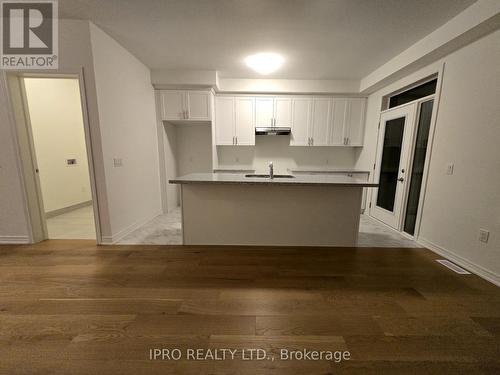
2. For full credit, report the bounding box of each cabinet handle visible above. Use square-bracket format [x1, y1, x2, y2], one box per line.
[311, 137, 314, 146]
[232, 136, 235, 145]
[236, 136, 238, 145]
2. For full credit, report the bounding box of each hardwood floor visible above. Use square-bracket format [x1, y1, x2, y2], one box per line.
[0, 240, 499, 374]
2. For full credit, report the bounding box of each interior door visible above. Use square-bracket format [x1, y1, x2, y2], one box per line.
[234, 97, 255, 145]
[370, 104, 416, 229]
[255, 97, 274, 127]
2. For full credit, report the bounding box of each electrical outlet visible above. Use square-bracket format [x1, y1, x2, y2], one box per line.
[113, 158, 123, 167]
[479, 229, 489, 243]
[446, 163, 454, 175]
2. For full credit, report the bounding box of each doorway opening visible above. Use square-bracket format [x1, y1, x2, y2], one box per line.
[9, 74, 100, 242]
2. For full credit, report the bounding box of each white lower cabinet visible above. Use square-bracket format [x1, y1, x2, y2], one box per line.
[215, 96, 255, 146]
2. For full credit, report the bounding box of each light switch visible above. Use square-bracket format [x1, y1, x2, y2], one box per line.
[479, 229, 489, 243]
[113, 158, 123, 167]
[446, 163, 454, 175]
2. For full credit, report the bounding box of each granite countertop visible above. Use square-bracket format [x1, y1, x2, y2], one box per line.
[213, 168, 256, 173]
[169, 173, 378, 187]
[288, 167, 371, 174]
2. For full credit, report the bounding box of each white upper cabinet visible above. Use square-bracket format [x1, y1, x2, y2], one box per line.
[274, 98, 292, 127]
[290, 98, 311, 146]
[161, 90, 185, 120]
[255, 97, 292, 127]
[160, 90, 211, 121]
[345, 98, 366, 146]
[255, 97, 274, 127]
[186, 91, 211, 120]
[215, 96, 255, 146]
[310, 98, 331, 146]
[331, 98, 348, 146]
[215, 97, 235, 145]
[214, 95, 366, 147]
[234, 97, 255, 145]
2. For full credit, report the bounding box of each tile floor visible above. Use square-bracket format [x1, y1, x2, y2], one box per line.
[46, 204, 96, 240]
[46, 205, 419, 247]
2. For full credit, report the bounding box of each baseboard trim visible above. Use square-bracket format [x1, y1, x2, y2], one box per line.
[418, 237, 500, 287]
[101, 210, 162, 244]
[0, 235, 30, 244]
[45, 200, 92, 218]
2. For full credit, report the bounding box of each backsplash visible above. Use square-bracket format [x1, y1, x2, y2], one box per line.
[216, 135, 357, 173]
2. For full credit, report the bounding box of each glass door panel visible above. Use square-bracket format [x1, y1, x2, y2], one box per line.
[403, 100, 434, 235]
[376, 117, 405, 212]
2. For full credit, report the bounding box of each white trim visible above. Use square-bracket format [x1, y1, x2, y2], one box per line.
[418, 237, 500, 287]
[100, 211, 162, 244]
[0, 236, 30, 244]
[412, 63, 445, 238]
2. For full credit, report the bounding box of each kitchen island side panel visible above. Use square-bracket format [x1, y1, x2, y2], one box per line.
[181, 184, 362, 246]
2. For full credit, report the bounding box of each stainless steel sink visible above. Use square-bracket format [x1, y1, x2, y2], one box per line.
[244, 174, 295, 179]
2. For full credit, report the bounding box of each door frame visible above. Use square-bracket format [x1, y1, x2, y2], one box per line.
[369, 67, 444, 240]
[3, 69, 102, 244]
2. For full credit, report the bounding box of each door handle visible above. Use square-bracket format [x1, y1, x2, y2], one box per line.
[398, 177, 404, 182]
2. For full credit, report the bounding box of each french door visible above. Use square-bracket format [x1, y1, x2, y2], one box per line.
[370, 104, 416, 229]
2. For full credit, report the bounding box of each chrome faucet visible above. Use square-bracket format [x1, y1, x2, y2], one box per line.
[269, 161, 274, 179]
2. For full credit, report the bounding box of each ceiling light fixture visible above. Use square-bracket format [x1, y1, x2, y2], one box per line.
[244, 52, 284, 75]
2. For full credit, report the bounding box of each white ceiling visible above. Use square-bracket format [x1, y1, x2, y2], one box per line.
[60, 0, 476, 79]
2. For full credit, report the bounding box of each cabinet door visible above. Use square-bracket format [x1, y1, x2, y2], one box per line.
[346, 98, 366, 146]
[234, 97, 255, 145]
[161, 90, 185, 120]
[331, 99, 348, 145]
[215, 97, 235, 145]
[274, 98, 292, 127]
[290, 98, 311, 146]
[310, 98, 331, 146]
[255, 97, 274, 127]
[186, 91, 211, 120]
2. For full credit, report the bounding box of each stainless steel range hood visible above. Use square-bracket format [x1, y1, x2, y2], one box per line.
[255, 127, 291, 135]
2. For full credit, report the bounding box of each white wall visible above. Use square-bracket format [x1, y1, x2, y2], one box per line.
[24, 78, 92, 213]
[0, 19, 112, 243]
[89, 23, 162, 240]
[218, 137, 357, 173]
[357, 29, 500, 283]
[175, 125, 213, 176]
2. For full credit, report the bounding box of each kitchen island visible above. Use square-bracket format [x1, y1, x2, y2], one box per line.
[170, 173, 378, 247]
